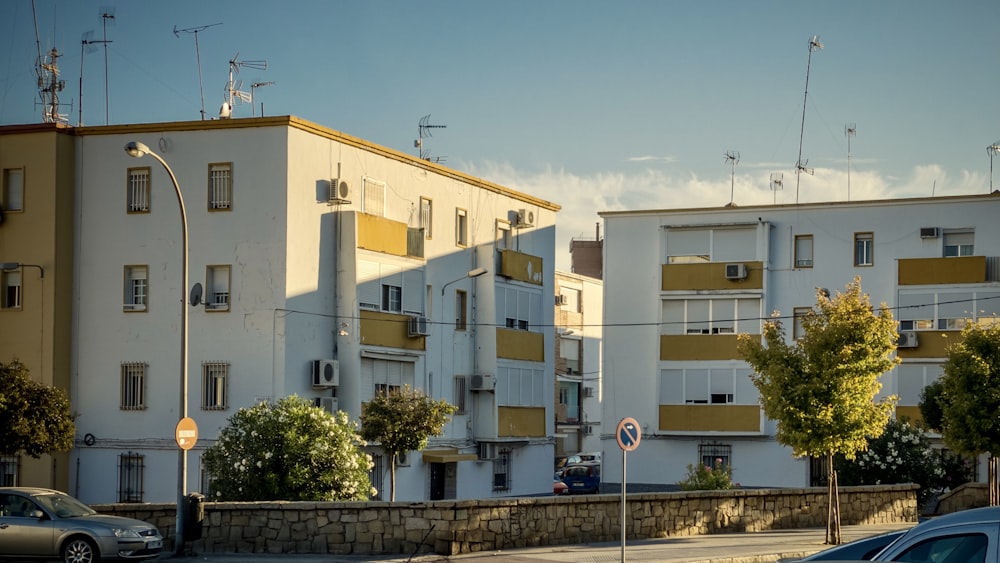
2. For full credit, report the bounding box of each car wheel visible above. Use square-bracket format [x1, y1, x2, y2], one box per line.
[62, 537, 98, 563]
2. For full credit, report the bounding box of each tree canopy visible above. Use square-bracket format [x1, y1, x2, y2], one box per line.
[201, 395, 373, 501]
[0, 360, 75, 457]
[938, 320, 1000, 456]
[360, 385, 456, 501]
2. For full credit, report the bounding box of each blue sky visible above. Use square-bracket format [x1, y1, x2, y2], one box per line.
[3, 1, 998, 269]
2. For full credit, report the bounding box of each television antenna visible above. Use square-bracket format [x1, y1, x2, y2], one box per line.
[173, 22, 222, 120]
[414, 114, 446, 160]
[78, 31, 108, 126]
[988, 141, 1000, 193]
[724, 151, 740, 206]
[99, 6, 115, 124]
[770, 172, 784, 204]
[220, 52, 268, 119]
[845, 123, 857, 200]
[29, 0, 67, 124]
[795, 35, 823, 203]
[250, 81, 275, 117]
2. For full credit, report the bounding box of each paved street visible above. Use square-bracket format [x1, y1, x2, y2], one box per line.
[168, 522, 910, 563]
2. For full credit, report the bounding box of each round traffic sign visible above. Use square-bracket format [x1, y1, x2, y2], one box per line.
[175, 417, 199, 450]
[616, 417, 641, 452]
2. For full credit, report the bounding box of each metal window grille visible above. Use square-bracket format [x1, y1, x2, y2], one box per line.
[362, 177, 385, 216]
[125, 266, 147, 310]
[492, 449, 511, 492]
[209, 163, 232, 209]
[127, 169, 150, 212]
[454, 376, 467, 414]
[420, 198, 432, 239]
[0, 455, 19, 486]
[1, 271, 21, 309]
[120, 362, 146, 410]
[117, 452, 144, 503]
[698, 442, 732, 470]
[369, 454, 384, 500]
[202, 362, 229, 410]
[456, 209, 468, 246]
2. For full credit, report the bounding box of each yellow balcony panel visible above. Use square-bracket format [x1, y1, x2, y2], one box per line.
[360, 310, 425, 351]
[659, 404, 760, 432]
[498, 406, 546, 437]
[496, 328, 544, 361]
[500, 249, 544, 285]
[358, 213, 409, 257]
[660, 334, 747, 360]
[898, 256, 986, 285]
[662, 261, 764, 291]
[896, 330, 951, 359]
[421, 449, 478, 463]
[895, 406, 924, 426]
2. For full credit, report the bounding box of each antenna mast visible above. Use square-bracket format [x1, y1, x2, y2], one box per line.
[220, 52, 268, 118]
[173, 22, 223, 120]
[795, 35, 823, 203]
[414, 114, 447, 161]
[724, 151, 740, 206]
[250, 81, 275, 117]
[99, 6, 115, 125]
[770, 172, 784, 205]
[30, 0, 67, 123]
[989, 141, 1000, 193]
[845, 123, 856, 200]
[78, 31, 107, 126]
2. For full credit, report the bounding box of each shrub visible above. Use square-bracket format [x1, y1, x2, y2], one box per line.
[678, 458, 736, 491]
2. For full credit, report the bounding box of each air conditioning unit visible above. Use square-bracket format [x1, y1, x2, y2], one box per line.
[476, 442, 494, 461]
[555, 294, 568, 306]
[313, 396, 338, 414]
[583, 425, 593, 436]
[470, 374, 496, 392]
[920, 227, 940, 239]
[897, 331, 919, 348]
[328, 178, 351, 202]
[515, 209, 534, 228]
[583, 386, 595, 398]
[311, 359, 340, 387]
[407, 315, 430, 337]
[725, 263, 748, 280]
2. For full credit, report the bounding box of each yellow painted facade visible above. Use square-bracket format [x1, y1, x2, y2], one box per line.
[897, 256, 986, 285]
[895, 406, 924, 425]
[496, 327, 545, 361]
[499, 249, 544, 286]
[660, 334, 749, 360]
[658, 405, 761, 432]
[357, 213, 409, 257]
[897, 331, 951, 359]
[359, 310, 426, 351]
[661, 261, 764, 291]
[498, 406, 547, 437]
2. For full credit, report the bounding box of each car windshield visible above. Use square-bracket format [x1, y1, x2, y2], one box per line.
[564, 466, 592, 477]
[34, 492, 97, 517]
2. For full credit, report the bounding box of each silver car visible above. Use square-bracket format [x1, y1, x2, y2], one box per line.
[0, 487, 164, 562]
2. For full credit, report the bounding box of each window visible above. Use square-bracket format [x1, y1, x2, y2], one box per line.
[381, 284, 402, 313]
[559, 337, 580, 374]
[1, 269, 21, 309]
[208, 162, 232, 210]
[419, 197, 432, 239]
[2, 168, 24, 212]
[362, 177, 386, 216]
[363, 357, 415, 400]
[895, 533, 987, 563]
[943, 231, 974, 257]
[0, 455, 18, 486]
[127, 168, 150, 213]
[493, 448, 511, 492]
[496, 365, 545, 407]
[496, 220, 511, 251]
[117, 452, 144, 503]
[206, 265, 231, 311]
[120, 362, 146, 410]
[560, 288, 581, 312]
[202, 362, 229, 410]
[123, 266, 148, 312]
[898, 290, 999, 331]
[793, 307, 811, 339]
[854, 232, 873, 266]
[357, 260, 424, 315]
[664, 226, 756, 263]
[455, 208, 468, 246]
[661, 298, 761, 335]
[455, 289, 468, 330]
[698, 442, 732, 469]
[660, 368, 755, 405]
[794, 235, 813, 268]
[368, 453, 385, 500]
[453, 376, 467, 414]
[897, 364, 943, 406]
[498, 285, 542, 332]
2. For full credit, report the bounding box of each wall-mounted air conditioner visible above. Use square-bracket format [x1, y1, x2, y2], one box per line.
[476, 441, 495, 461]
[407, 315, 430, 337]
[583, 425, 593, 436]
[555, 294, 568, 306]
[470, 374, 496, 392]
[897, 331, 919, 348]
[311, 359, 339, 387]
[313, 396, 338, 414]
[583, 386, 595, 398]
[329, 178, 351, 203]
[514, 209, 534, 228]
[920, 227, 940, 239]
[725, 263, 748, 280]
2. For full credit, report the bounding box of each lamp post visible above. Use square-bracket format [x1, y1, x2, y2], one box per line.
[440, 267, 488, 297]
[438, 267, 487, 400]
[124, 141, 190, 554]
[0, 262, 45, 278]
[989, 142, 1000, 193]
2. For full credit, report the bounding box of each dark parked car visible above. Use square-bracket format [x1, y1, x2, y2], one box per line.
[0, 487, 164, 562]
[778, 530, 906, 561]
[561, 463, 601, 494]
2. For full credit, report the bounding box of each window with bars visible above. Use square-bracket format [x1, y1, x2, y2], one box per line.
[200, 465, 217, 500]
[127, 168, 150, 213]
[362, 177, 386, 216]
[2, 168, 24, 212]
[794, 234, 813, 268]
[117, 452, 144, 502]
[208, 162, 232, 210]
[453, 376, 467, 414]
[120, 362, 146, 410]
[698, 442, 732, 469]
[455, 208, 468, 246]
[493, 449, 511, 492]
[1, 269, 21, 309]
[368, 453, 385, 500]
[854, 232, 874, 266]
[420, 197, 432, 239]
[202, 362, 229, 410]
[123, 266, 148, 311]
[0, 455, 18, 486]
[206, 265, 231, 311]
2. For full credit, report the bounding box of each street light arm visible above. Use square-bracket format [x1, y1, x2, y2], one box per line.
[0, 262, 45, 278]
[440, 267, 488, 295]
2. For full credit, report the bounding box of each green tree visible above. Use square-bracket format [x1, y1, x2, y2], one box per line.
[737, 278, 898, 544]
[360, 385, 457, 501]
[201, 396, 373, 501]
[937, 320, 1000, 506]
[0, 359, 75, 457]
[917, 379, 945, 432]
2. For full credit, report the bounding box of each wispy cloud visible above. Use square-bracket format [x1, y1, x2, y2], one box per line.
[626, 155, 677, 163]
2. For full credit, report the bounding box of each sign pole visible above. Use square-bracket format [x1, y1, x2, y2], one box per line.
[615, 417, 640, 563]
[621, 447, 627, 563]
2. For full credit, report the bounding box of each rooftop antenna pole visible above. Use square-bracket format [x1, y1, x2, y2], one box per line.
[724, 151, 740, 206]
[414, 114, 446, 160]
[173, 23, 222, 120]
[795, 35, 823, 203]
[250, 81, 275, 117]
[845, 123, 856, 201]
[220, 52, 267, 118]
[78, 31, 106, 126]
[99, 6, 115, 125]
[770, 172, 783, 205]
[30, 0, 67, 124]
[989, 141, 1000, 193]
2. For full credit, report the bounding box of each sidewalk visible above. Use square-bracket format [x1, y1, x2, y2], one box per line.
[170, 522, 911, 563]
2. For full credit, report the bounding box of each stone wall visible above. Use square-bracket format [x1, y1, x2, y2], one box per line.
[94, 484, 917, 557]
[934, 483, 988, 515]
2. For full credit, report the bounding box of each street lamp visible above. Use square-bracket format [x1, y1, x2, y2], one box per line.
[0, 262, 45, 278]
[988, 141, 1000, 193]
[440, 266, 488, 296]
[123, 141, 190, 554]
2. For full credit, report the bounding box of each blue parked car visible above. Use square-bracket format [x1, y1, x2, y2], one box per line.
[561, 463, 601, 494]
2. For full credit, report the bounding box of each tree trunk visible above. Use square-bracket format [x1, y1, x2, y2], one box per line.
[826, 453, 842, 545]
[990, 455, 998, 507]
[389, 452, 397, 502]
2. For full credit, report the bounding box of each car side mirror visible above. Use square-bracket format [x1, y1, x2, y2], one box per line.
[26, 509, 44, 519]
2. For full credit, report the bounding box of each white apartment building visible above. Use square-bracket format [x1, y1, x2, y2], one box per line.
[70, 116, 558, 503]
[600, 194, 1000, 488]
[554, 270, 603, 457]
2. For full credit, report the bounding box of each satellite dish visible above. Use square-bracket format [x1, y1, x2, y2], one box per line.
[219, 102, 232, 119]
[190, 283, 203, 307]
